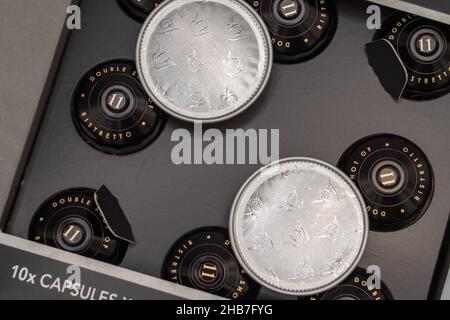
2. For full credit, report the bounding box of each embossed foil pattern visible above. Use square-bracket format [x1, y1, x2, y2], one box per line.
[137, 0, 272, 122]
[230, 158, 368, 295]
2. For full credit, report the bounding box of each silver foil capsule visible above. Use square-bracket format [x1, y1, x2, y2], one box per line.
[229, 158, 369, 296]
[136, 0, 272, 123]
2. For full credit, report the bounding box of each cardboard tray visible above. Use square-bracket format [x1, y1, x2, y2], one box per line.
[1, 0, 450, 300]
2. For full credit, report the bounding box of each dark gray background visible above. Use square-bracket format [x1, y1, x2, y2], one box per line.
[5, 0, 450, 299]
[0, 0, 73, 228]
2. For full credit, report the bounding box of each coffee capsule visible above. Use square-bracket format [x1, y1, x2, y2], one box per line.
[230, 158, 368, 296]
[162, 227, 260, 299]
[338, 134, 434, 232]
[373, 12, 450, 100]
[309, 268, 393, 300]
[28, 188, 128, 265]
[137, 0, 273, 123]
[246, 0, 337, 63]
[71, 60, 166, 155]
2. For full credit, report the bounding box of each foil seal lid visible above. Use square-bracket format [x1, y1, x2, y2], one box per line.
[229, 158, 369, 296]
[137, 0, 273, 123]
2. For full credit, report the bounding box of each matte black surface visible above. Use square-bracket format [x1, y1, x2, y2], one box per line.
[6, 0, 450, 300]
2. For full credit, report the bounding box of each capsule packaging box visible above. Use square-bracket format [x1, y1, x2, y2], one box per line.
[0, 0, 450, 300]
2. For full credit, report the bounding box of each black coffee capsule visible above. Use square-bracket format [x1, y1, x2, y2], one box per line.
[309, 268, 393, 300]
[338, 134, 434, 232]
[162, 227, 260, 299]
[28, 188, 128, 265]
[373, 12, 450, 100]
[246, 0, 337, 63]
[116, 0, 161, 22]
[71, 60, 166, 155]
